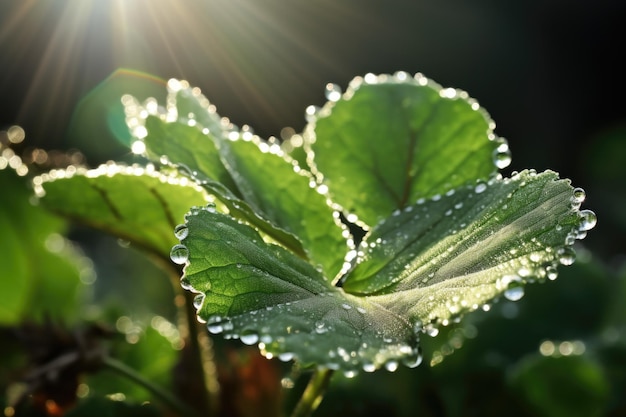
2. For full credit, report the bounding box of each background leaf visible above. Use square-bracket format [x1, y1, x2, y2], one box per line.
[143, 115, 240, 194]
[0, 156, 83, 324]
[36, 164, 209, 258]
[510, 354, 609, 417]
[308, 74, 508, 227]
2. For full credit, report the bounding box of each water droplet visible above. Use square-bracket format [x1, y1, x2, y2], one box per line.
[207, 316, 224, 334]
[412, 320, 423, 334]
[281, 377, 295, 389]
[193, 294, 205, 309]
[546, 265, 559, 280]
[362, 363, 376, 373]
[170, 244, 189, 264]
[174, 224, 189, 240]
[343, 370, 358, 378]
[495, 273, 516, 289]
[401, 348, 423, 368]
[578, 209, 597, 231]
[504, 286, 525, 301]
[180, 277, 193, 291]
[571, 187, 586, 205]
[448, 303, 460, 315]
[325, 83, 342, 102]
[440, 88, 457, 99]
[425, 324, 439, 337]
[384, 360, 399, 372]
[474, 182, 487, 193]
[492, 143, 512, 169]
[305, 105, 320, 122]
[341, 303, 352, 310]
[314, 321, 328, 334]
[240, 330, 259, 346]
[131, 140, 146, 155]
[557, 247, 576, 266]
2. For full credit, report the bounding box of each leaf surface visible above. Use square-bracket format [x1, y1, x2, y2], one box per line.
[37, 164, 209, 258]
[143, 115, 240, 194]
[179, 207, 420, 372]
[344, 170, 588, 328]
[221, 137, 347, 277]
[308, 74, 507, 226]
[130, 82, 347, 277]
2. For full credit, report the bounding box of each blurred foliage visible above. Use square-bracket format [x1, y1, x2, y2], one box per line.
[0, 165, 83, 325]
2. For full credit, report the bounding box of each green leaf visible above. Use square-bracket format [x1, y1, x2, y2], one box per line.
[166, 78, 226, 137]
[308, 73, 508, 226]
[86, 318, 180, 404]
[219, 136, 347, 277]
[510, 354, 609, 417]
[344, 170, 587, 328]
[142, 115, 240, 194]
[136, 113, 306, 262]
[36, 164, 209, 258]
[0, 157, 82, 324]
[178, 207, 420, 373]
[129, 82, 347, 277]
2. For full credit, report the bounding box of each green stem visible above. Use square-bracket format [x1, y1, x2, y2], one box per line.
[102, 356, 198, 417]
[162, 260, 219, 416]
[183, 290, 221, 415]
[289, 368, 335, 417]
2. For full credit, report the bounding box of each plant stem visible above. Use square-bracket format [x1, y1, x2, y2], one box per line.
[166, 261, 220, 416]
[289, 368, 334, 417]
[182, 290, 221, 414]
[102, 355, 198, 417]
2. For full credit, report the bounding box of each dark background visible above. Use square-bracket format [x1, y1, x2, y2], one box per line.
[1, 0, 625, 258]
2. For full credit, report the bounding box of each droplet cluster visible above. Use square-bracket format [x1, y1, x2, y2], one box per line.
[32, 161, 206, 199]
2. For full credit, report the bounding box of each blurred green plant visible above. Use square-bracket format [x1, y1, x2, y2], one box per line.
[2, 71, 619, 417]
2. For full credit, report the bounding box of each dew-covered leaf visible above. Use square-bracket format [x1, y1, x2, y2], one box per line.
[166, 78, 226, 137]
[343, 170, 593, 329]
[127, 81, 347, 277]
[219, 136, 347, 278]
[178, 207, 420, 373]
[142, 115, 240, 194]
[134, 117, 307, 260]
[308, 73, 508, 226]
[36, 164, 209, 258]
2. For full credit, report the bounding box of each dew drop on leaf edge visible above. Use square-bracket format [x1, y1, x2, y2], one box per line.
[578, 209, 597, 232]
[240, 330, 259, 346]
[174, 224, 189, 240]
[557, 246, 576, 266]
[170, 244, 189, 265]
